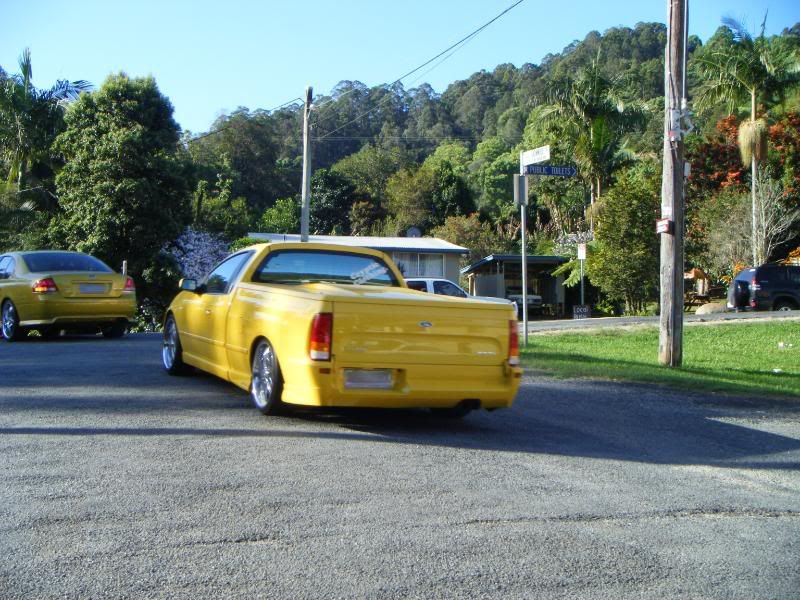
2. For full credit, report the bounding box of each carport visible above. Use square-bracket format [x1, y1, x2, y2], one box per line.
[461, 254, 568, 316]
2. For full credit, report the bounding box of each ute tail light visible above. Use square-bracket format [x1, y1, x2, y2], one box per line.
[309, 312, 333, 361]
[123, 276, 136, 293]
[32, 278, 58, 294]
[508, 320, 520, 366]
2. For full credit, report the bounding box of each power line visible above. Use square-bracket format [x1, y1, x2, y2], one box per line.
[313, 0, 526, 134]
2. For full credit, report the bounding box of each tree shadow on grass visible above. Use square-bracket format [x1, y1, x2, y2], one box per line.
[524, 350, 800, 400]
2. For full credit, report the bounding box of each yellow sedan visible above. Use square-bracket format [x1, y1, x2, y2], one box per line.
[0, 250, 137, 340]
[162, 242, 521, 418]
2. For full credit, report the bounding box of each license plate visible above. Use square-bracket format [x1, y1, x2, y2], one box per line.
[79, 283, 107, 294]
[343, 369, 394, 390]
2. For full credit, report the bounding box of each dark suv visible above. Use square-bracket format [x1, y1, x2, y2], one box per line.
[727, 264, 800, 311]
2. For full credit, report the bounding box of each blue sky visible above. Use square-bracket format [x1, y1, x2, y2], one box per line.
[2, 0, 798, 133]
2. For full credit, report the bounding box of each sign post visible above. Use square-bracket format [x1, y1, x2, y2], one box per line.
[573, 242, 591, 319]
[514, 174, 529, 346]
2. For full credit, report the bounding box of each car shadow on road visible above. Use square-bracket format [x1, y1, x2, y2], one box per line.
[3, 377, 799, 471]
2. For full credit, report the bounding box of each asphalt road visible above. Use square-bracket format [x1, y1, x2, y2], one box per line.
[2, 333, 799, 598]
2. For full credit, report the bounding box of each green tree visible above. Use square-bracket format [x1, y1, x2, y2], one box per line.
[430, 214, 515, 267]
[52, 73, 190, 282]
[0, 48, 90, 190]
[589, 161, 660, 313]
[258, 197, 299, 233]
[532, 59, 646, 217]
[693, 17, 800, 263]
[188, 108, 289, 213]
[309, 169, 356, 234]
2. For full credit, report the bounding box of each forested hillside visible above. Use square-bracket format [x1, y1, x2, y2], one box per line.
[2, 20, 799, 320]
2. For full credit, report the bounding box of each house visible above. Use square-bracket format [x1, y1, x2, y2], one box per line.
[461, 254, 568, 316]
[247, 233, 468, 283]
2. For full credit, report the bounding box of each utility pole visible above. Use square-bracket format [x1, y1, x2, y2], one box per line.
[659, 0, 688, 367]
[300, 86, 313, 242]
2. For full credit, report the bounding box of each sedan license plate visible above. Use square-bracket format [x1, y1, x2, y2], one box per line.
[343, 369, 394, 390]
[79, 283, 107, 294]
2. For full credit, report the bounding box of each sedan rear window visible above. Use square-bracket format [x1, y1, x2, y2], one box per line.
[253, 250, 399, 287]
[22, 252, 113, 273]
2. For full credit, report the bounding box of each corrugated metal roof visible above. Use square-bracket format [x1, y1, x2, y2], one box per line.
[248, 233, 468, 254]
[461, 254, 568, 275]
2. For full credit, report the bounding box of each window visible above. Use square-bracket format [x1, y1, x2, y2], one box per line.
[786, 267, 800, 285]
[254, 250, 399, 287]
[0, 256, 10, 275]
[392, 253, 417, 277]
[22, 252, 112, 273]
[433, 280, 467, 298]
[419, 254, 444, 277]
[204, 252, 253, 294]
[406, 280, 427, 292]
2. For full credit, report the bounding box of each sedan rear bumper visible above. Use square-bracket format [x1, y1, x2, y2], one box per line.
[17, 295, 136, 327]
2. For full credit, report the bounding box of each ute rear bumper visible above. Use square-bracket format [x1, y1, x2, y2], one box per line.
[281, 361, 522, 409]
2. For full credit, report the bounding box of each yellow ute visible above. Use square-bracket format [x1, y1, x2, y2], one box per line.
[162, 242, 522, 417]
[0, 250, 136, 340]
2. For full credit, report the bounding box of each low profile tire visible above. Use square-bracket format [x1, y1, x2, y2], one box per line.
[1, 300, 25, 342]
[250, 339, 284, 415]
[162, 315, 190, 375]
[102, 322, 127, 338]
[774, 301, 796, 312]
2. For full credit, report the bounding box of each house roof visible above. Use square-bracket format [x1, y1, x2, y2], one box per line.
[248, 233, 469, 255]
[461, 254, 568, 275]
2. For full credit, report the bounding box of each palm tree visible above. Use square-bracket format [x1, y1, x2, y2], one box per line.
[693, 16, 800, 265]
[0, 48, 90, 191]
[533, 59, 647, 227]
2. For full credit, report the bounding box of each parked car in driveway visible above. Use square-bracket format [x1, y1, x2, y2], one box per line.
[404, 277, 514, 305]
[727, 264, 800, 311]
[0, 251, 136, 341]
[162, 243, 521, 418]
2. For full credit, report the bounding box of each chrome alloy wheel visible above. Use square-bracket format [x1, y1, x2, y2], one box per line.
[162, 318, 179, 370]
[2, 301, 18, 340]
[251, 340, 278, 411]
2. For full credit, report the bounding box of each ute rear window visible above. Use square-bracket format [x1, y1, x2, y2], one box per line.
[22, 252, 113, 273]
[253, 250, 399, 287]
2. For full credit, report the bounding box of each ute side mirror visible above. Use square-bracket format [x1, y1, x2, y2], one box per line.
[179, 278, 198, 292]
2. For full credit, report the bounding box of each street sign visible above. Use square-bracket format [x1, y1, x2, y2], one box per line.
[520, 145, 550, 169]
[577, 243, 586, 260]
[523, 164, 577, 177]
[573, 304, 591, 319]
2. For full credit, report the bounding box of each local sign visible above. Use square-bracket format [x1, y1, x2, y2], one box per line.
[523, 164, 577, 177]
[520, 145, 550, 169]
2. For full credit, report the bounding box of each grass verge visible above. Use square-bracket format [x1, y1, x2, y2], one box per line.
[521, 320, 800, 399]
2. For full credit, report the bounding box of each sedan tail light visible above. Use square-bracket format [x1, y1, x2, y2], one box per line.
[508, 320, 520, 366]
[32, 278, 58, 294]
[309, 312, 333, 361]
[123, 276, 136, 293]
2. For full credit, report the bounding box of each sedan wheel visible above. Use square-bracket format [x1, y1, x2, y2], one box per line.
[1, 300, 24, 341]
[162, 315, 189, 375]
[251, 339, 284, 415]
